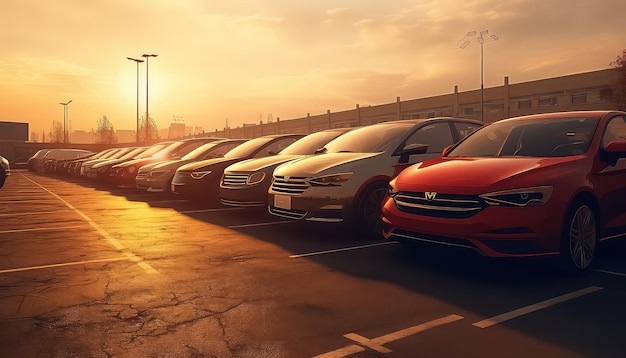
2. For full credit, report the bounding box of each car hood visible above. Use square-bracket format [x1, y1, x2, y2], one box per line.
[394, 156, 584, 192]
[178, 157, 242, 172]
[115, 157, 162, 168]
[151, 159, 191, 171]
[273, 152, 381, 177]
[225, 155, 304, 172]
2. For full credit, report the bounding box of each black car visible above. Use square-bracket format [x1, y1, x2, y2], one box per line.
[171, 134, 304, 201]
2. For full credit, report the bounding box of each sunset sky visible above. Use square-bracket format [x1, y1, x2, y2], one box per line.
[2, 0, 625, 140]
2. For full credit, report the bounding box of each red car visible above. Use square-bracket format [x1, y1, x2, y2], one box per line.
[381, 110, 626, 272]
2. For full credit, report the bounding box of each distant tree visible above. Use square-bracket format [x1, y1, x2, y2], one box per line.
[49, 121, 64, 143]
[93, 115, 118, 144]
[138, 115, 159, 143]
[610, 49, 626, 110]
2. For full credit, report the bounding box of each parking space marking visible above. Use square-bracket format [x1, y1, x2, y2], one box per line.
[0, 257, 131, 274]
[21, 175, 159, 275]
[179, 207, 244, 214]
[314, 314, 464, 357]
[472, 286, 603, 328]
[0, 209, 75, 217]
[0, 225, 86, 234]
[289, 241, 400, 258]
[228, 221, 293, 229]
[593, 269, 626, 277]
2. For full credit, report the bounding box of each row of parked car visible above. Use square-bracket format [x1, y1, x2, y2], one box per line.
[27, 110, 626, 273]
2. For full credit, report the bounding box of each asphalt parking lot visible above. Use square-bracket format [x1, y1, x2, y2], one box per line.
[1, 170, 626, 357]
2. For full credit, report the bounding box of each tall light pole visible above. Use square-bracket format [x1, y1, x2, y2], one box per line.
[142, 54, 158, 144]
[59, 100, 72, 143]
[458, 29, 499, 122]
[127, 57, 144, 143]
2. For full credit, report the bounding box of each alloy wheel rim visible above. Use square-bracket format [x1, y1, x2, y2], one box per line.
[569, 205, 596, 269]
[363, 187, 387, 232]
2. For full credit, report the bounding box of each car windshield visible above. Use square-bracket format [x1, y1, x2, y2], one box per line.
[182, 142, 222, 160]
[136, 143, 172, 159]
[279, 130, 348, 155]
[447, 116, 600, 158]
[322, 123, 415, 153]
[118, 147, 146, 160]
[224, 137, 273, 158]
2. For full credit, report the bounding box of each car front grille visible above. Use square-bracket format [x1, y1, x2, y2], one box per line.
[172, 171, 193, 185]
[221, 173, 249, 188]
[271, 175, 309, 194]
[393, 191, 484, 218]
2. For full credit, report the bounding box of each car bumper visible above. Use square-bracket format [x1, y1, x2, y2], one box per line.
[267, 187, 354, 223]
[380, 196, 565, 257]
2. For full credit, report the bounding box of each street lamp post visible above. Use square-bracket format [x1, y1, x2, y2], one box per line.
[127, 57, 145, 143]
[458, 29, 499, 122]
[59, 100, 72, 143]
[142, 54, 158, 144]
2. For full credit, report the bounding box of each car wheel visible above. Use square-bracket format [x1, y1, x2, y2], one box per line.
[357, 182, 388, 237]
[0, 170, 5, 188]
[560, 201, 598, 273]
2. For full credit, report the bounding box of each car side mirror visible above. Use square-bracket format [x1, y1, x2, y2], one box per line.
[399, 143, 428, 163]
[602, 140, 626, 166]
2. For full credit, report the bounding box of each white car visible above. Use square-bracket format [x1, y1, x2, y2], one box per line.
[1, 155, 10, 188]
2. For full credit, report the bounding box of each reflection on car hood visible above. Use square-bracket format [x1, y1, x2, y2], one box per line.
[151, 159, 187, 170]
[273, 152, 381, 177]
[225, 155, 303, 172]
[178, 157, 240, 172]
[396, 157, 581, 191]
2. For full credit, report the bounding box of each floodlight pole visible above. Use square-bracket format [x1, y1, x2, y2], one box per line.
[142, 54, 158, 144]
[59, 100, 72, 143]
[127, 57, 145, 143]
[459, 30, 499, 122]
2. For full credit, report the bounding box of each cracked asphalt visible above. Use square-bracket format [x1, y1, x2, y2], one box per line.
[2, 170, 626, 358]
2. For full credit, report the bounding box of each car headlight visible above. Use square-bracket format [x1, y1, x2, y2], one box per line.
[149, 170, 171, 178]
[307, 173, 353, 186]
[480, 186, 553, 206]
[246, 172, 266, 185]
[191, 170, 211, 180]
[388, 180, 399, 198]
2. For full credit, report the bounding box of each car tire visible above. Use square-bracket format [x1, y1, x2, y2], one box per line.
[0, 170, 5, 188]
[356, 182, 388, 238]
[559, 200, 598, 273]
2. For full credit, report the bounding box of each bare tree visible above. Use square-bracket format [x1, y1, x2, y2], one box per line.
[49, 121, 64, 143]
[93, 115, 118, 144]
[138, 115, 159, 143]
[610, 49, 626, 111]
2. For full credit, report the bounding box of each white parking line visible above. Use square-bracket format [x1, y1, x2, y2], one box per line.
[0, 210, 74, 217]
[289, 241, 400, 258]
[21, 175, 159, 275]
[228, 221, 293, 229]
[314, 315, 464, 357]
[0, 257, 131, 274]
[593, 269, 626, 277]
[0, 225, 86, 234]
[179, 207, 244, 214]
[472, 286, 603, 328]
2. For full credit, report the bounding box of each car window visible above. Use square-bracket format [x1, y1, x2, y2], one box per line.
[453, 122, 483, 139]
[602, 116, 626, 147]
[204, 142, 242, 159]
[253, 137, 300, 158]
[324, 122, 414, 153]
[449, 116, 599, 157]
[404, 122, 454, 153]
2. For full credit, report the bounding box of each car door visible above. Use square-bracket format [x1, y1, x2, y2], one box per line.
[594, 115, 626, 236]
[392, 121, 457, 176]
